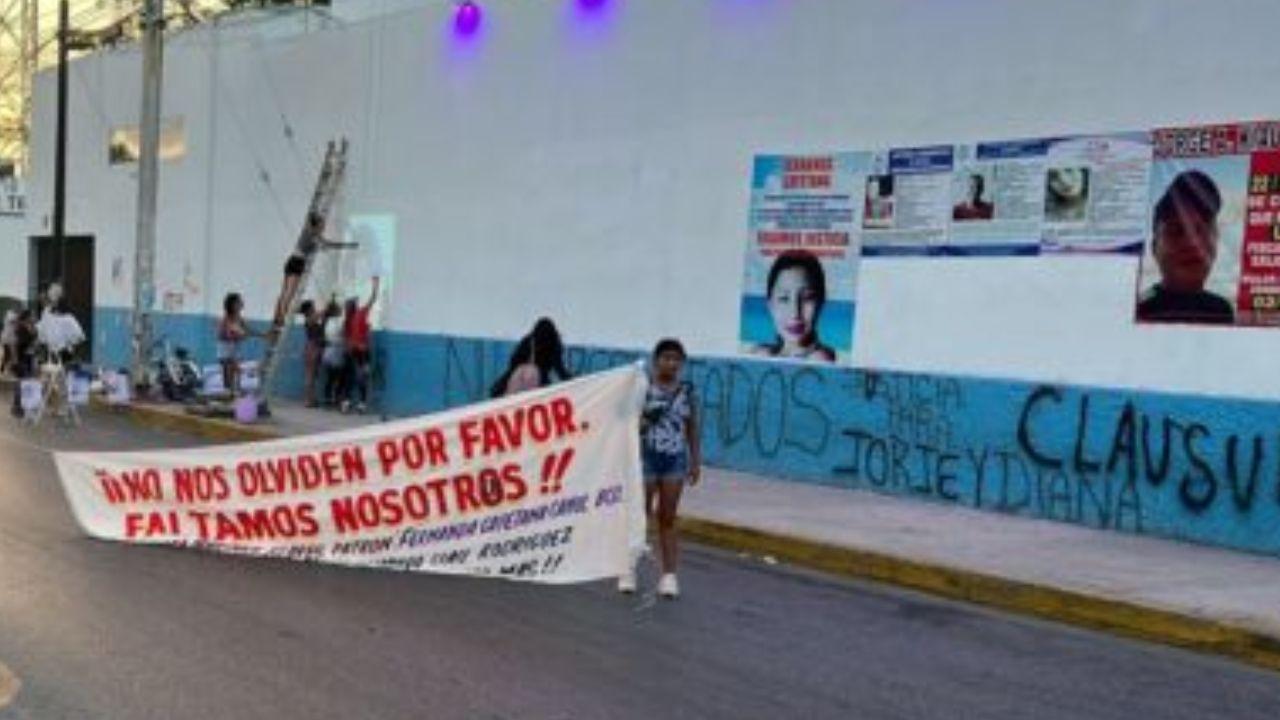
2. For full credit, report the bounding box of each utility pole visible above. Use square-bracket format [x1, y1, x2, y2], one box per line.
[131, 0, 165, 387]
[53, 0, 69, 292]
[19, 0, 35, 175]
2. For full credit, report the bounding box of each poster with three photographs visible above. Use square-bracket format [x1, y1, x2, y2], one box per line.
[856, 133, 1151, 257]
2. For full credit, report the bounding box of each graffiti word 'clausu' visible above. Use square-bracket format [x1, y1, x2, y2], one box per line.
[1018, 386, 1280, 515]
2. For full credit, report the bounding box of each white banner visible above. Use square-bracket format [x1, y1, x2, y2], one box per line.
[55, 366, 648, 584]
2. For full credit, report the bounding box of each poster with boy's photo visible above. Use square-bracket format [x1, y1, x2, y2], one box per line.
[1136, 122, 1280, 327]
[739, 153, 866, 363]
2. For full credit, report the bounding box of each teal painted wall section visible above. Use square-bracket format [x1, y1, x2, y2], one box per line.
[94, 307, 1280, 557]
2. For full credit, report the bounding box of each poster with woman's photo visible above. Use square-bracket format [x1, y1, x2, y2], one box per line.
[739, 153, 866, 363]
[1040, 132, 1151, 253]
[1137, 122, 1280, 327]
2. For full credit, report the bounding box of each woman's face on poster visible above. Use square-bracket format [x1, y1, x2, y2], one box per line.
[768, 267, 820, 346]
[1048, 168, 1086, 200]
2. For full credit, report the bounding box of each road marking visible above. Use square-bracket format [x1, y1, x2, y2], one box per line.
[0, 660, 20, 710]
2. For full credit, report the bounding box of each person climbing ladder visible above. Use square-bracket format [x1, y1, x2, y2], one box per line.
[273, 211, 355, 328]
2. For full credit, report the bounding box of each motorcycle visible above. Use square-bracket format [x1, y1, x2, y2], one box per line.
[145, 337, 202, 402]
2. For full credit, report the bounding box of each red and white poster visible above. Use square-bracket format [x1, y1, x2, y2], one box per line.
[1139, 122, 1280, 326]
[1240, 149, 1280, 320]
[54, 366, 647, 584]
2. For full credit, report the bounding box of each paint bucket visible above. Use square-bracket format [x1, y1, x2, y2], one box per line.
[234, 394, 259, 424]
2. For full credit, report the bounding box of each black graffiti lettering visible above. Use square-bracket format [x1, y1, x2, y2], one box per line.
[865, 436, 889, 487]
[1076, 470, 1112, 528]
[834, 428, 872, 480]
[1180, 423, 1217, 513]
[937, 452, 960, 502]
[1017, 386, 1064, 469]
[1105, 402, 1138, 484]
[1072, 395, 1102, 474]
[787, 369, 829, 456]
[1043, 468, 1074, 522]
[968, 447, 990, 509]
[916, 443, 938, 493]
[724, 364, 755, 449]
[888, 402, 914, 443]
[937, 379, 964, 413]
[751, 369, 787, 458]
[889, 437, 913, 491]
[1139, 414, 1176, 487]
[1116, 480, 1143, 533]
[1226, 434, 1264, 513]
[697, 366, 727, 447]
[996, 450, 1032, 512]
[860, 370, 883, 402]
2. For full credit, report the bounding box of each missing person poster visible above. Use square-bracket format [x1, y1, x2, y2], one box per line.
[1039, 133, 1150, 254]
[1136, 122, 1280, 327]
[854, 134, 1150, 256]
[739, 153, 865, 363]
[860, 146, 953, 255]
[948, 139, 1048, 255]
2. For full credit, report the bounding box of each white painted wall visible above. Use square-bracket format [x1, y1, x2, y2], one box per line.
[26, 0, 1280, 399]
[0, 215, 26, 299]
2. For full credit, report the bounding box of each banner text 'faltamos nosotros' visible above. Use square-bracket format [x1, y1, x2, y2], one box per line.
[54, 366, 648, 584]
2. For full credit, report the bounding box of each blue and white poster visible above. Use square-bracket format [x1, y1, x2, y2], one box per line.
[739, 153, 866, 363]
[851, 133, 1152, 257]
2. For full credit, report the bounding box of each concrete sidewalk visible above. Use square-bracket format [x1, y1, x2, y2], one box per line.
[59, 394, 1280, 672]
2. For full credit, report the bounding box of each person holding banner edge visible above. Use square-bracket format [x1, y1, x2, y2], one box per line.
[619, 338, 701, 598]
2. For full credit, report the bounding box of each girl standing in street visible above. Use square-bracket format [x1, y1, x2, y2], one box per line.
[620, 338, 701, 598]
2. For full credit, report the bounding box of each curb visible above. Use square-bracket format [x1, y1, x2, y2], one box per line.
[92, 397, 279, 444]
[678, 517, 1280, 673]
[66, 391, 1280, 674]
[0, 376, 276, 445]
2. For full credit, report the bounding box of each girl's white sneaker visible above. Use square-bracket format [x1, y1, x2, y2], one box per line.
[617, 570, 637, 594]
[658, 573, 679, 599]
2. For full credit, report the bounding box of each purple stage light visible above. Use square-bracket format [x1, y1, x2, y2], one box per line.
[455, 2, 482, 35]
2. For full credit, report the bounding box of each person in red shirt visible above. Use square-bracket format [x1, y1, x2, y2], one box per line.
[952, 174, 994, 221]
[341, 276, 379, 414]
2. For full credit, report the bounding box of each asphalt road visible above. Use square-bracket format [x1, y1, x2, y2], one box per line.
[1, 411, 1278, 720]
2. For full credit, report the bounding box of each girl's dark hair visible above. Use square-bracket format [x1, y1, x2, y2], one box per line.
[489, 317, 573, 398]
[766, 250, 827, 305]
[223, 292, 242, 315]
[652, 338, 686, 360]
[764, 250, 827, 350]
[299, 300, 315, 316]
